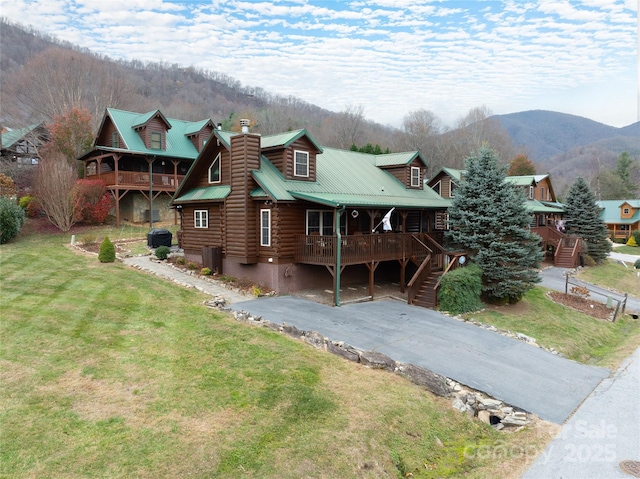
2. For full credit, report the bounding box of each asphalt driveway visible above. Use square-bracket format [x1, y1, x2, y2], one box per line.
[231, 296, 609, 424]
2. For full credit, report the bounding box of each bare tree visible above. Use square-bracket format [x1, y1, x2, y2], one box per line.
[399, 109, 443, 177]
[333, 104, 365, 149]
[3, 48, 137, 129]
[35, 151, 77, 231]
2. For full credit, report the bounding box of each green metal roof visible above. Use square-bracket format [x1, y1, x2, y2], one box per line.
[506, 176, 536, 187]
[172, 185, 231, 203]
[375, 151, 424, 167]
[596, 200, 640, 224]
[252, 147, 449, 209]
[1, 123, 42, 149]
[260, 129, 322, 151]
[104, 108, 210, 159]
[427, 167, 465, 184]
[183, 119, 212, 136]
[524, 199, 564, 214]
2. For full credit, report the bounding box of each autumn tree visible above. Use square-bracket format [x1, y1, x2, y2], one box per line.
[42, 108, 94, 165]
[507, 154, 536, 176]
[446, 147, 542, 303]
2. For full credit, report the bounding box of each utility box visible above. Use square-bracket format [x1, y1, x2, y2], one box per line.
[147, 228, 173, 248]
[202, 246, 223, 274]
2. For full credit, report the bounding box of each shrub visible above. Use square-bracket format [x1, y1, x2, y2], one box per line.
[18, 195, 41, 218]
[187, 261, 198, 270]
[437, 263, 484, 315]
[73, 179, 113, 225]
[200, 267, 212, 276]
[0, 173, 17, 198]
[634, 259, 640, 269]
[632, 231, 640, 246]
[582, 255, 596, 267]
[98, 236, 116, 263]
[252, 285, 263, 297]
[627, 235, 638, 247]
[0, 197, 26, 244]
[155, 246, 171, 260]
[80, 234, 97, 245]
[175, 257, 186, 265]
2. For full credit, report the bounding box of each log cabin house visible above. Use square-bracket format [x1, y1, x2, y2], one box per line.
[427, 168, 581, 268]
[78, 108, 216, 226]
[596, 200, 640, 241]
[1, 122, 48, 168]
[170, 123, 458, 306]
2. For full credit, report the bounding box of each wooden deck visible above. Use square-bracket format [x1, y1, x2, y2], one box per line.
[294, 232, 435, 266]
[86, 171, 184, 191]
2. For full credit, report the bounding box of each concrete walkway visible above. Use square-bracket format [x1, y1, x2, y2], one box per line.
[523, 347, 640, 479]
[122, 255, 250, 304]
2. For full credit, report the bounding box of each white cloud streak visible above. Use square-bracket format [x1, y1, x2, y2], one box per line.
[0, 0, 636, 127]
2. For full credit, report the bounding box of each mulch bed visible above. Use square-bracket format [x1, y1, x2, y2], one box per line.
[547, 291, 614, 321]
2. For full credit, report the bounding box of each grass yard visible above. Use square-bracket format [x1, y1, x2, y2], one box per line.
[611, 245, 640, 256]
[1, 223, 559, 479]
[576, 259, 640, 298]
[463, 287, 640, 367]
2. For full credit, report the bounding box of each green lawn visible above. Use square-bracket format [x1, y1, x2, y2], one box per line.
[576, 259, 640, 298]
[1, 223, 559, 479]
[611, 245, 640, 256]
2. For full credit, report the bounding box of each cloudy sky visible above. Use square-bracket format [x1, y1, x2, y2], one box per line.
[2, 0, 638, 128]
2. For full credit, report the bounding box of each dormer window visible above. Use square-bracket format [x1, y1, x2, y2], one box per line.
[208, 153, 221, 183]
[111, 132, 119, 148]
[294, 150, 309, 177]
[411, 167, 421, 187]
[150, 131, 162, 150]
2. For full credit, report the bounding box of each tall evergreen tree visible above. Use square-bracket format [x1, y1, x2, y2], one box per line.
[564, 177, 611, 263]
[446, 147, 542, 303]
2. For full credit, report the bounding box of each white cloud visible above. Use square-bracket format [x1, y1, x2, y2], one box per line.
[0, 0, 636, 127]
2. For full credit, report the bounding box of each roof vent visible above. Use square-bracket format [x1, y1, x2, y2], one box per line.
[240, 119, 250, 134]
[217, 123, 222, 130]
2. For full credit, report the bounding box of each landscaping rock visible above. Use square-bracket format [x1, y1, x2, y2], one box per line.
[395, 363, 450, 397]
[282, 323, 304, 339]
[327, 342, 360, 362]
[359, 351, 396, 371]
[303, 330, 325, 349]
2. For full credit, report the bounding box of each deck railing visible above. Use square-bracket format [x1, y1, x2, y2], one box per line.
[85, 171, 183, 190]
[294, 232, 439, 266]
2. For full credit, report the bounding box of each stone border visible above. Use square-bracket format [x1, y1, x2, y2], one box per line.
[212, 302, 537, 432]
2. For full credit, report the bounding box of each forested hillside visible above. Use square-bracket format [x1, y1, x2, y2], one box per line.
[1, 18, 638, 198]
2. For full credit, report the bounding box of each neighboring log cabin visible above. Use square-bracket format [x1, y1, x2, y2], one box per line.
[170, 123, 456, 306]
[427, 168, 581, 268]
[597, 200, 640, 241]
[78, 108, 216, 226]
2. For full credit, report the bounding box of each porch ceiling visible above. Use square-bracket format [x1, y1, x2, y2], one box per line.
[289, 191, 451, 209]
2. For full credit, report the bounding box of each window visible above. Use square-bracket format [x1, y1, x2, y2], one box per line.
[111, 132, 119, 148]
[435, 211, 449, 230]
[529, 186, 534, 199]
[411, 167, 421, 187]
[260, 209, 271, 246]
[150, 131, 162, 150]
[540, 187, 544, 201]
[623, 208, 630, 215]
[208, 153, 221, 183]
[294, 150, 309, 177]
[432, 180, 441, 195]
[194, 210, 208, 228]
[306, 210, 334, 236]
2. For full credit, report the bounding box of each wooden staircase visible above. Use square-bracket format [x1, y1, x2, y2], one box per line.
[411, 270, 443, 308]
[555, 245, 577, 268]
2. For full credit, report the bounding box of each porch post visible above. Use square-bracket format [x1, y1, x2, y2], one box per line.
[334, 206, 345, 306]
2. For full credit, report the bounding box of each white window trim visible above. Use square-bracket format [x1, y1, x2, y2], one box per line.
[294, 150, 309, 178]
[208, 152, 221, 184]
[529, 186, 534, 199]
[194, 210, 208, 228]
[410, 166, 421, 187]
[260, 209, 271, 246]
